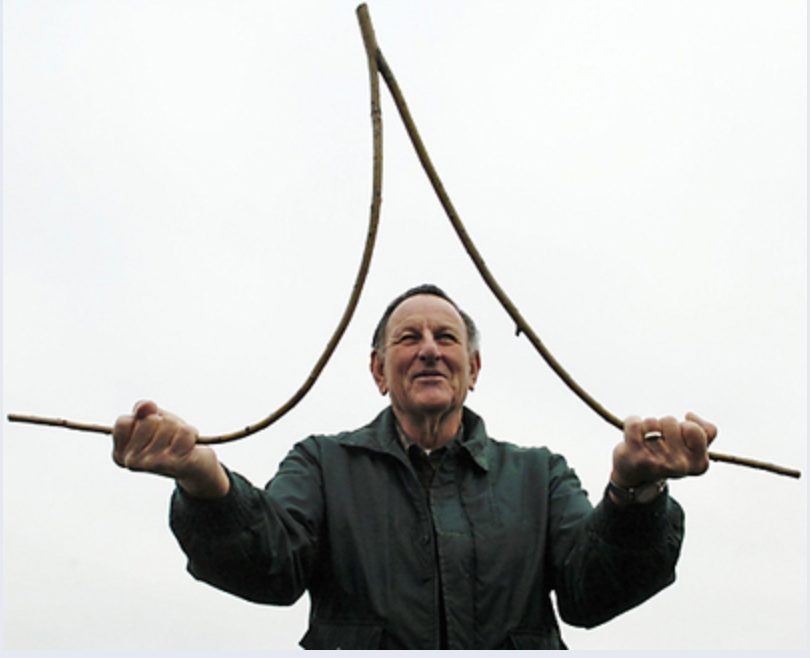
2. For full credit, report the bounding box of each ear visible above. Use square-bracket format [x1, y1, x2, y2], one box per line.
[370, 350, 389, 395]
[468, 350, 482, 391]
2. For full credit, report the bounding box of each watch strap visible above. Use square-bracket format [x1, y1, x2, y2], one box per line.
[608, 478, 667, 504]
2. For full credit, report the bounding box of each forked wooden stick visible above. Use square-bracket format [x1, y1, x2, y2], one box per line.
[6, 4, 801, 480]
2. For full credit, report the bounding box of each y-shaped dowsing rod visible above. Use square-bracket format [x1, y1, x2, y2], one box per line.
[7, 4, 801, 479]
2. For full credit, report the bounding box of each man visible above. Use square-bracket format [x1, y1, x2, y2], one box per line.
[113, 283, 716, 649]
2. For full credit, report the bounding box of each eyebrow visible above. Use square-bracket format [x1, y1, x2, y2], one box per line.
[389, 322, 462, 339]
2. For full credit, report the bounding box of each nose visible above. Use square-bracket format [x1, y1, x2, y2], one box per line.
[418, 332, 441, 362]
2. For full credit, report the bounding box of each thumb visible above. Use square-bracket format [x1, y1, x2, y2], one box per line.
[686, 411, 718, 443]
[133, 399, 160, 420]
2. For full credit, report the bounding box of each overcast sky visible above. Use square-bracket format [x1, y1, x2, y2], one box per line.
[3, 0, 806, 651]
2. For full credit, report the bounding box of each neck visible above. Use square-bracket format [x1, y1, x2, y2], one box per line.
[394, 408, 463, 451]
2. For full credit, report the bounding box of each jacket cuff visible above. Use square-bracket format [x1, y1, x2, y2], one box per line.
[591, 486, 683, 550]
[170, 467, 258, 536]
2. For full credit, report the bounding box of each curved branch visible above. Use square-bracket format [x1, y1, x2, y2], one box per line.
[373, 48, 624, 431]
[369, 19, 800, 480]
[190, 4, 385, 444]
[7, 4, 386, 446]
[195, 3, 385, 443]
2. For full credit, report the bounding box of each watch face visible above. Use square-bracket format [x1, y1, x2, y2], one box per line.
[637, 480, 666, 503]
[635, 486, 657, 504]
[609, 480, 666, 504]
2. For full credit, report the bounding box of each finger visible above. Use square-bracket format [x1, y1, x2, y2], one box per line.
[685, 411, 718, 445]
[641, 417, 664, 442]
[622, 415, 645, 445]
[130, 416, 181, 474]
[167, 421, 199, 456]
[112, 413, 136, 466]
[133, 399, 160, 420]
[656, 415, 686, 473]
[150, 408, 196, 456]
[128, 410, 199, 475]
[156, 408, 189, 427]
[616, 416, 661, 486]
[122, 412, 162, 469]
[142, 413, 176, 454]
[113, 401, 161, 468]
[681, 421, 710, 474]
[659, 416, 679, 442]
[640, 417, 675, 474]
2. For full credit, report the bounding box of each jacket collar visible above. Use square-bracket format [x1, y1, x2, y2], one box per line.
[339, 406, 491, 472]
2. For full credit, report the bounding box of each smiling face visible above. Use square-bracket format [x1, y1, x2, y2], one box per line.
[371, 294, 481, 426]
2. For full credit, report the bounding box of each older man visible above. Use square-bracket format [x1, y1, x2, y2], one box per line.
[113, 283, 716, 649]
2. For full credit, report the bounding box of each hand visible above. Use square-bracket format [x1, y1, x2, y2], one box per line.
[112, 400, 230, 499]
[611, 412, 718, 490]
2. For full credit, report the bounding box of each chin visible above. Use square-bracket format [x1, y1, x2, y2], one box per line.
[411, 398, 458, 415]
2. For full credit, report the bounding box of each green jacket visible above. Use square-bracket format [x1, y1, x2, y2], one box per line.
[170, 406, 684, 649]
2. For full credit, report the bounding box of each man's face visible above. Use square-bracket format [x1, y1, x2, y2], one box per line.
[371, 294, 481, 421]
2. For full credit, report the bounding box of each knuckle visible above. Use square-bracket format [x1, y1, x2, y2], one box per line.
[124, 450, 158, 474]
[112, 450, 126, 468]
[623, 415, 643, 429]
[693, 454, 710, 475]
[642, 417, 658, 429]
[136, 451, 155, 470]
[122, 453, 141, 472]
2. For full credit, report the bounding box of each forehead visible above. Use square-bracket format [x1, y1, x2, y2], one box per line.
[386, 294, 465, 334]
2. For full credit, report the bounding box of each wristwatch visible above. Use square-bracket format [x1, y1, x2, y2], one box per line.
[607, 479, 667, 504]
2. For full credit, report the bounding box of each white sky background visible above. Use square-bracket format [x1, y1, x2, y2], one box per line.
[3, 0, 806, 651]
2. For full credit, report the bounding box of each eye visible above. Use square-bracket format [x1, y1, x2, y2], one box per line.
[396, 332, 420, 345]
[436, 331, 460, 344]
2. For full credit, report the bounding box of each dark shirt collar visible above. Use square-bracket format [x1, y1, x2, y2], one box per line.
[338, 406, 491, 472]
[394, 417, 464, 456]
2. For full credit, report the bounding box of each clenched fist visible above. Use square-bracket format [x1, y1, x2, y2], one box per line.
[610, 412, 718, 503]
[113, 400, 229, 499]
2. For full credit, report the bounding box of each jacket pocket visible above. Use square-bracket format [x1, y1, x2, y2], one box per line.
[507, 629, 567, 650]
[300, 620, 384, 649]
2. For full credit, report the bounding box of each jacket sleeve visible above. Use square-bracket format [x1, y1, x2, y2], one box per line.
[545, 453, 685, 628]
[169, 438, 325, 605]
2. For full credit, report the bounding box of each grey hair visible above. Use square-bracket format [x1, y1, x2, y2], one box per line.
[371, 284, 480, 354]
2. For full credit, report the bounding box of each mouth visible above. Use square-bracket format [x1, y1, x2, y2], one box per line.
[413, 371, 445, 381]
